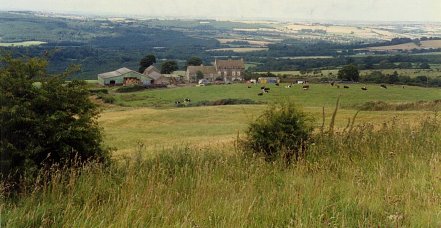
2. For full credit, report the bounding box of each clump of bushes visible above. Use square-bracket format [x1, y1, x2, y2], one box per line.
[88, 88, 109, 94]
[241, 101, 314, 162]
[116, 84, 145, 93]
[176, 98, 261, 107]
[356, 100, 441, 111]
[96, 92, 115, 104]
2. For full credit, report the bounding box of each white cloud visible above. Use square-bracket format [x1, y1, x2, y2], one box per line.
[1, 0, 440, 22]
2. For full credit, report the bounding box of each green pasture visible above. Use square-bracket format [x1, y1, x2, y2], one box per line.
[110, 83, 441, 108]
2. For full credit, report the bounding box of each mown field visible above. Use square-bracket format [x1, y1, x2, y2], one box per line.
[3, 83, 441, 226]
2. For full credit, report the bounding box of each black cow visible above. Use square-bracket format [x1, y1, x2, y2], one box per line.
[302, 85, 310, 90]
[258, 92, 263, 96]
[361, 87, 368, 91]
[380, 84, 387, 89]
[344, 85, 349, 89]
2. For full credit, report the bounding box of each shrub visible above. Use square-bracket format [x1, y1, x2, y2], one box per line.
[88, 88, 109, 94]
[0, 56, 110, 191]
[242, 101, 314, 162]
[97, 92, 115, 104]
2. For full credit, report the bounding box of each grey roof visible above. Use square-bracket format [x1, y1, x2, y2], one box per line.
[187, 65, 217, 76]
[98, 67, 143, 79]
[143, 66, 162, 80]
[215, 59, 245, 70]
[144, 65, 160, 74]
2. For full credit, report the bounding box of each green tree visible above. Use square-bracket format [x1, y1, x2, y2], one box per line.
[196, 70, 204, 80]
[187, 57, 203, 67]
[419, 63, 430, 69]
[337, 64, 359, 81]
[161, 61, 179, 74]
[139, 54, 156, 73]
[0, 56, 109, 188]
[388, 71, 399, 84]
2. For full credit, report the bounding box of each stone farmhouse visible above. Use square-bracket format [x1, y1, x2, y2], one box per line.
[186, 59, 245, 83]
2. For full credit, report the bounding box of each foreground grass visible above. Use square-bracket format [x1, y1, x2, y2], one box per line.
[2, 116, 440, 226]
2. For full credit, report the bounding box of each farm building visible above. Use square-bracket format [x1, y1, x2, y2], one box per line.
[186, 65, 218, 82]
[185, 59, 246, 83]
[214, 59, 245, 82]
[142, 66, 168, 85]
[98, 67, 153, 86]
[258, 77, 280, 84]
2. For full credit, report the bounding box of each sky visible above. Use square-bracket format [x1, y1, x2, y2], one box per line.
[1, 0, 441, 22]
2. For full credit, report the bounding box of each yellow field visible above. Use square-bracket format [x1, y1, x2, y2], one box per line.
[360, 40, 441, 51]
[0, 41, 47, 47]
[207, 47, 269, 53]
[217, 38, 273, 46]
[99, 105, 431, 157]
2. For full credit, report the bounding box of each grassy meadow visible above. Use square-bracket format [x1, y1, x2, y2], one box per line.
[2, 82, 441, 226]
[110, 83, 441, 108]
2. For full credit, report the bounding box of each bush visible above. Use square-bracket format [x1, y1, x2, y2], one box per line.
[242, 101, 314, 162]
[88, 88, 109, 94]
[0, 56, 109, 191]
[97, 92, 115, 104]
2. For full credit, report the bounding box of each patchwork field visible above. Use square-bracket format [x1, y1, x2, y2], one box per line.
[360, 40, 441, 51]
[263, 68, 441, 78]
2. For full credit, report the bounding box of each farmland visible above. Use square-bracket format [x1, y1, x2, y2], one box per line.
[360, 40, 441, 51]
[2, 10, 441, 227]
[92, 83, 441, 155]
[0, 41, 46, 47]
[4, 83, 440, 227]
[109, 83, 441, 108]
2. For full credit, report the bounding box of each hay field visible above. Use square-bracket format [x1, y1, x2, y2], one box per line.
[0, 41, 46, 47]
[361, 40, 441, 51]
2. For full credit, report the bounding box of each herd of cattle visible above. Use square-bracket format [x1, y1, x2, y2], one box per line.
[174, 82, 397, 105]
[250, 82, 393, 96]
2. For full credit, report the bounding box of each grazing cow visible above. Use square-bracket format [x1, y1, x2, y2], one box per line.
[264, 88, 270, 91]
[260, 86, 265, 90]
[343, 85, 349, 89]
[275, 83, 280, 86]
[302, 85, 310, 90]
[184, 98, 191, 102]
[175, 101, 181, 104]
[380, 84, 387, 89]
[285, 85, 292, 88]
[361, 87, 368, 91]
[258, 92, 263, 96]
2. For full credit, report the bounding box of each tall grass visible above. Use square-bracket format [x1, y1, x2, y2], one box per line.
[2, 115, 441, 227]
